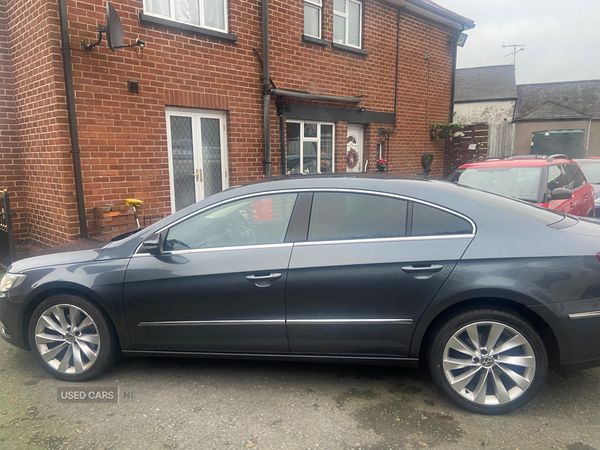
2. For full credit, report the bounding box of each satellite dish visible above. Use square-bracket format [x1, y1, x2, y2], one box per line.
[81, 2, 145, 52]
[106, 2, 124, 52]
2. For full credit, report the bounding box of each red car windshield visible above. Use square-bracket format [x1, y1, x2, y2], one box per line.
[449, 166, 543, 202]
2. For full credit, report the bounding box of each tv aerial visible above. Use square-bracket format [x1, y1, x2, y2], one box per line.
[81, 2, 145, 52]
[503, 44, 525, 67]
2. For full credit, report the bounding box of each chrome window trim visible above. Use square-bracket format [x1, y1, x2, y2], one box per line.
[133, 242, 293, 258]
[294, 234, 474, 247]
[287, 318, 413, 324]
[134, 188, 476, 255]
[139, 319, 285, 327]
[569, 311, 600, 320]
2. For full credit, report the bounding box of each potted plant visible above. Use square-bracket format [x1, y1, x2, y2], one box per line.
[376, 158, 387, 172]
[430, 123, 464, 140]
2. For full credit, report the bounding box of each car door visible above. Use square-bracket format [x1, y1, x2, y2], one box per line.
[285, 191, 475, 357]
[564, 163, 593, 216]
[123, 192, 298, 353]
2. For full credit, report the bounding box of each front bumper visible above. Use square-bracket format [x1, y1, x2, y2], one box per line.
[0, 292, 29, 350]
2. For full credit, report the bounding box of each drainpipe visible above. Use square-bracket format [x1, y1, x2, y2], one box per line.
[393, 8, 401, 133]
[262, 0, 271, 177]
[58, 0, 88, 238]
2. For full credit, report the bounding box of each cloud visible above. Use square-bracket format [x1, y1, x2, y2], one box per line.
[434, 0, 600, 83]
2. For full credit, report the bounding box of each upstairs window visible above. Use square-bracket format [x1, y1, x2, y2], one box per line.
[304, 0, 322, 38]
[144, 0, 227, 32]
[333, 0, 361, 48]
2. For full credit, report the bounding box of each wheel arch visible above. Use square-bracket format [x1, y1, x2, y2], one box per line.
[21, 282, 124, 351]
[413, 295, 562, 371]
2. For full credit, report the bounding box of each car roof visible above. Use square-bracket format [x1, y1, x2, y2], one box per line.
[459, 157, 574, 169]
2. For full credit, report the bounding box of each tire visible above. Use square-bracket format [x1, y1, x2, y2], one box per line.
[428, 308, 548, 414]
[28, 294, 120, 381]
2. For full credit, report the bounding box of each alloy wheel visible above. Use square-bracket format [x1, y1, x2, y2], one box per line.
[34, 303, 101, 374]
[442, 321, 536, 406]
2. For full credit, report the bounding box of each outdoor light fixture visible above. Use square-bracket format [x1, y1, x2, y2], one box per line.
[457, 32, 468, 47]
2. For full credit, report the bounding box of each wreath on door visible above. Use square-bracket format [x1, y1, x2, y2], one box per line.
[347, 148, 359, 169]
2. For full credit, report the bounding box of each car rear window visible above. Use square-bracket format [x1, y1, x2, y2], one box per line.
[450, 166, 543, 202]
[412, 203, 473, 236]
[576, 161, 600, 184]
[458, 185, 566, 225]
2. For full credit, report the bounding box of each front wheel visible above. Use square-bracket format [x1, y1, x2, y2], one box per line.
[28, 294, 120, 381]
[428, 308, 548, 414]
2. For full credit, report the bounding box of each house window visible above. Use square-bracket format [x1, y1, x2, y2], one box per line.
[333, 0, 361, 48]
[304, 0, 322, 38]
[144, 0, 227, 32]
[286, 121, 334, 174]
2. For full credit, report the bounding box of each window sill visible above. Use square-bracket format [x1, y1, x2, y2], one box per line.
[302, 34, 330, 47]
[139, 13, 238, 42]
[331, 42, 368, 56]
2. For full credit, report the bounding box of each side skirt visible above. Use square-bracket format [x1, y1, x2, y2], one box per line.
[122, 350, 420, 368]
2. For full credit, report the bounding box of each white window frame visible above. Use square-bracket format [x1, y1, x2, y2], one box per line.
[333, 0, 362, 48]
[287, 120, 335, 174]
[304, 0, 322, 39]
[143, 0, 228, 33]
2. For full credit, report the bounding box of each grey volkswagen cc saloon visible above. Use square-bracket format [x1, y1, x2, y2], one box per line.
[3, 174, 600, 414]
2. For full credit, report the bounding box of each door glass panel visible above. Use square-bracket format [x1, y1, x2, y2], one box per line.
[287, 122, 301, 174]
[303, 142, 318, 173]
[320, 124, 333, 173]
[201, 118, 223, 198]
[411, 203, 472, 236]
[170, 116, 196, 212]
[165, 193, 298, 251]
[308, 192, 407, 241]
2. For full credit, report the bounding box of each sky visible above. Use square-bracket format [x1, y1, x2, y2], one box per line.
[432, 0, 600, 84]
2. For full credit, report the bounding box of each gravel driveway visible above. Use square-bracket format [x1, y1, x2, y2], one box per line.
[1, 339, 600, 450]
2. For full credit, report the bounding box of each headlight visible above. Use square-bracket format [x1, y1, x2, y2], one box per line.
[595, 197, 600, 206]
[0, 273, 27, 292]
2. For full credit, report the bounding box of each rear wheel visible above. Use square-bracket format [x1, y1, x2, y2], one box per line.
[428, 308, 547, 414]
[28, 294, 120, 381]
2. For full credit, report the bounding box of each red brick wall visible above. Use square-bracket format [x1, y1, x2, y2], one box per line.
[0, 0, 25, 238]
[4, 0, 457, 246]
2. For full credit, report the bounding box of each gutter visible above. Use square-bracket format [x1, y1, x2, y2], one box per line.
[58, 0, 88, 238]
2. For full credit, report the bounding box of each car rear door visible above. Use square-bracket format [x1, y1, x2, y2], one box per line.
[285, 190, 475, 357]
[564, 163, 594, 216]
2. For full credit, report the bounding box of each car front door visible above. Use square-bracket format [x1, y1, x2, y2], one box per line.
[123, 192, 298, 353]
[285, 191, 475, 357]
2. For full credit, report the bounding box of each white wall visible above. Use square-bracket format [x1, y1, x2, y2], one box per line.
[453, 100, 516, 125]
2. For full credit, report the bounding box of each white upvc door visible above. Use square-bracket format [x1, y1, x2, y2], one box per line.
[347, 124, 364, 172]
[166, 108, 229, 213]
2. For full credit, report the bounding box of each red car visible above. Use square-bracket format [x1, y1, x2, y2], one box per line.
[448, 154, 595, 217]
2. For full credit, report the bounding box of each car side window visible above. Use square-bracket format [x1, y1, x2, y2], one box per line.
[308, 192, 407, 241]
[411, 202, 473, 236]
[164, 193, 298, 251]
[547, 165, 566, 191]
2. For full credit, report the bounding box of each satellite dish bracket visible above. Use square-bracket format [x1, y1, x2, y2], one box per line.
[81, 25, 107, 51]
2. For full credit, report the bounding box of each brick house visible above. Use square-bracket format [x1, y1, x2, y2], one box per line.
[0, 0, 473, 247]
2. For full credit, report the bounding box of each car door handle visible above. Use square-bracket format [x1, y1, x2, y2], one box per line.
[401, 265, 443, 279]
[245, 273, 282, 288]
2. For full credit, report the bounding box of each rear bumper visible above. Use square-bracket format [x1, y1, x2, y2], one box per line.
[530, 297, 600, 369]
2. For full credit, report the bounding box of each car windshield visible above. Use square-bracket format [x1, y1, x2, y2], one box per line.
[449, 166, 543, 202]
[576, 161, 600, 184]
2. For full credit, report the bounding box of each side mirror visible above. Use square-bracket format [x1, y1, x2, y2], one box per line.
[551, 188, 572, 200]
[141, 233, 162, 256]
